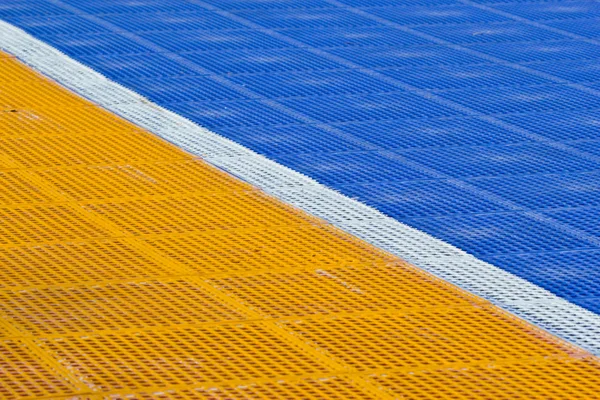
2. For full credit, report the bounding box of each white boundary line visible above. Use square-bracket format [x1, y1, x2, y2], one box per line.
[1, 20, 599, 355]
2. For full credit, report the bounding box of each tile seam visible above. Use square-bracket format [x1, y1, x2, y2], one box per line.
[1, 20, 599, 356]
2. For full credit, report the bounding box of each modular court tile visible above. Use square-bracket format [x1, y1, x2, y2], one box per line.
[0, 53, 599, 399]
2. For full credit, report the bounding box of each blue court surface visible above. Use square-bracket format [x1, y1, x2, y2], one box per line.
[4, 0, 600, 318]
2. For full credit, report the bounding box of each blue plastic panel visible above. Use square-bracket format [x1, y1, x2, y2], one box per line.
[6, 0, 600, 318]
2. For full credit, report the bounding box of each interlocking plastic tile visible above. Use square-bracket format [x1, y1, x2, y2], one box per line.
[401, 142, 600, 178]
[482, 250, 600, 301]
[168, 99, 300, 128]
[336, 0, 461, 6]
[0, 170, 56, 205]
[329, 44, 486, 67]
[84, 192, 318, 236]
[0, 0, 72, 18]
[41, 33, 155, 57]
[103, 11, 246, 33]
[468, 171, 600, 209]
[78, 53, 203, 80]
[230, 69, 398, 98]
[231, 9, 381, 29]
[281, 26, 432, 48]
[403, 212, 595, 257]
[548, 18, 600, 39]
[0, 238, 181, 289]
[272, 151, 429, 186]
[3, 14, 111, 36]
[205, 0, 334, 10]
[143, 224, 397, 275]
[0, 277, 249, 335]
[37, 159, 251, 202]
[218, 124, 364, 155]
[61, 0, 202, 15]
[495, 2, 600, 22]
[124, 76, 248, 103]
[381, 63, 553, 90]
[0, 204, 110, 246]
[526, 59, 600, 84]
[0, 131, 188, 168]
[141, 29, 291, 52]
[109, 375, 379, 400]
[0, 338, 84, 398]
[207, 263, 484, 318]
[367, 357, 600, 399]
[279, 307, 576, 371]
[437, 84, 600, 115]
[181, 48, 344, 74]
[334, 116, 532, 149]
[544, 206, 600, 236]
[368, 5, 511, 26]
[35, 323, 332, 391]
[339, 179, 510, 219]
[499, 109, 600, 141]
[570, 139, 600, 157]
[415, 21, 571, 44]
[281, 91, 463, 123]
[468, 39, 600, 63]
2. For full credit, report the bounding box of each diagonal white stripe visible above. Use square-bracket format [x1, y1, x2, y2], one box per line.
[2, 19, 599, 355]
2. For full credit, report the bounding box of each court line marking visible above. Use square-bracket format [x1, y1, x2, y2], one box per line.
[1, 19, 599, 355]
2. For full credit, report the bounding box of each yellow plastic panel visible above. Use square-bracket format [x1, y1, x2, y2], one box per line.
[0, 53, 599, 400]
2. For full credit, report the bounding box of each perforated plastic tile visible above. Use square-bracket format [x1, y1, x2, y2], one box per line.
[168, 99, 301, 128]
[381, 63, 553, 90]
[207, 263, 484, 318]
[0, 278, 250, 336]
[414, 21, 570, 44]
[282, 26, 432, 48]
[78, 53, 203, 80]
[339, 179, 510, 219]
[437, 84, 600, 115]
[494, 2, 600, 22]
[41, 33, 155, 57]
[329, 44, 486, 68]
[0, 0, 72, 18]
[3, 10, 600, 399]
[272, 151, 428, 186]
[218, 124, 364, 156]
[204, 0, 334, 11]
[232, 9, 381, 29]
[106, 375, 378, 400]
[229, 69, 398, 98]
[367, 357, 600, 399]
[103, 11, 246, 33]
[467, 171, 600, 209]
[368, 4, 510, 26]
[141, 29, 291, 52]
[281, 92, 464, 123]
[482, 250, 600, 301]
[468, 39, 600, 63]
[36, 322, 334, 392]
[401, 142, 600, 178]
[499, 109, 600, 141]
[0, 238, 182, 289]
[334, 116, 531, 149]
[181, 48, 344, 74]
[143, 224, 396, 275]
[124, 76, 248, 103]
[548, 18, 600, 39]
[0, 338, 85, 398]
[404, 212, 595, 257]
[279, 306, 577, 371]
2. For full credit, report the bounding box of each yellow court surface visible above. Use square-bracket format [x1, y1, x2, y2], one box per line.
[1, 53, 600, 399]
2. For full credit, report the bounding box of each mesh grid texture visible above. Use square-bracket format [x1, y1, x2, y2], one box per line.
[0, 51, 599, 399]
